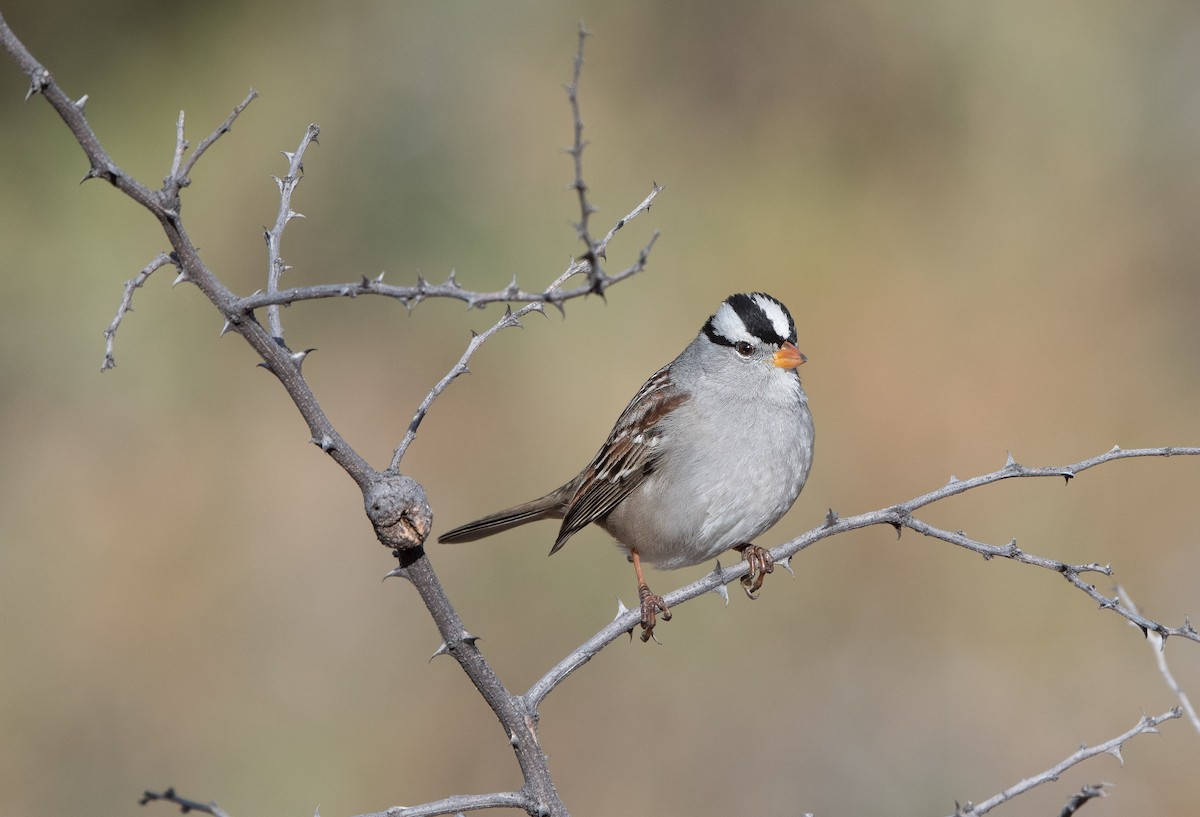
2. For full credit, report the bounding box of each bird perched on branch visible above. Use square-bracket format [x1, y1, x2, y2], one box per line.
[440, 292, 814, 641]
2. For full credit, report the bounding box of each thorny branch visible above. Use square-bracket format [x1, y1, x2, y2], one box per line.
[390, 302, 545, 469]
[139, 788, 232, 817]
[950, 709, 1181, 817]
[1118, 586, 1200, 736]
[1058, 784, 1108, 817]
[565, 21, 601, 293]
[101, 252, 175, 371]
[264, 123, 320, 339]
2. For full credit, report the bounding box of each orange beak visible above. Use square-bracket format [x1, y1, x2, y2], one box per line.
[773, 341, 806, 369]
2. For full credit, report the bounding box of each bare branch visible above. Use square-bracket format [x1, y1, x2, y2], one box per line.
[177, 89, 258, 183]
[140, 787, 232, 817]
[169, 111, 187, 182]
[101, 252, 176, 371]
[233, 185, 661, 317]
[594, 182, 662, 260]
[900, 516, 1198, 643]
[0, 11, 158, 205]
[351, 790, 533, 817]
[564, 20, 600, 293]
[264, 123, 320, 338]
[389, 302, 546, 470]
[950, 709, 1181, 817]
[1058, 784, 1108, 817]
[1118, 585, 1200, 736]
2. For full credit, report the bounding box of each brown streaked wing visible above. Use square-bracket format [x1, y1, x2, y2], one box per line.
[549, 366, 687, 553]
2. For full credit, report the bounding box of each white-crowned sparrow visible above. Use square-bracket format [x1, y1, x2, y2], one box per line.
[440, 292, 814, 640]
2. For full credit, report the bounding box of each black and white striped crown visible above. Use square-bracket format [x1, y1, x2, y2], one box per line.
[702, 292, 796, 349]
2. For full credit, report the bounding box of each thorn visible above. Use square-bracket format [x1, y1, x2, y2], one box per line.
[1111, 444, 1121, 452]
[382, 564, 409, 581]
[712, 583, 729, 606]
[776, 556, 794, 577]
[25, 68, 50, 101]
[271, 175, 284, 193]
[947, 474, 958, 484]
[281, 150, 296, 164]
[1061, 471, 1075, 484]
[376, 271, 386, 283]
[708, 560, 730, 606]
[614, 597, 630, 620]
[172, 271, 189, 288]
[426, 629, 480, 662]
[290, 348, 316, 367]
[823, 508, 839, 528]
[1107, 744, 1124, 764]
[219, 319, 234, 337]
[1005, 450, 1017, 467]
[310, 434, 335, 452]
[75, 93, 88, 110]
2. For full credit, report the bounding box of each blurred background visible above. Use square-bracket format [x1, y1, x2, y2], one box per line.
[2, 2, 1198, 815]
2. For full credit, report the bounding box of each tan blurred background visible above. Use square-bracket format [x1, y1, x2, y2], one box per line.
[2, 2, 1199, 815]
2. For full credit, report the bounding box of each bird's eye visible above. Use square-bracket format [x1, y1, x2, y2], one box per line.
[734, 341, 755, 357]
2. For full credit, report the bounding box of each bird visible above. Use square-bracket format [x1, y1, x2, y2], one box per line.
[439, 292, 814, 641]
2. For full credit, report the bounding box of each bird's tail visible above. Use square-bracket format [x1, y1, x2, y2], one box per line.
[437, 488, 569, 544]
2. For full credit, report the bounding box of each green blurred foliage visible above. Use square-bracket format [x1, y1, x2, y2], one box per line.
[1, 2, 1198, 816]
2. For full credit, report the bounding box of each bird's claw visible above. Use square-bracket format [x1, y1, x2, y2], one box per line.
[638, 583, 671, 642]
[736, 543, 774, 599]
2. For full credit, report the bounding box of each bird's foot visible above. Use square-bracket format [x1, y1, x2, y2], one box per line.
[637, 583, 672, 643]
[735, 543, 774, 599]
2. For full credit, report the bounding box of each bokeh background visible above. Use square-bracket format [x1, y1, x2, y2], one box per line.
[2, 2, 1199, 816]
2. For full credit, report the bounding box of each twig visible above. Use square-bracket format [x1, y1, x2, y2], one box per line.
[177, 89, 258, 182]
[1117, 585, 1200, 736]
[594, 182, 661, 260]
[234, 202, 660, 316]
[0, 11, 157, 204]
[389, 302, 546, 469]
[351, 790, 533, 817]
[140, 787, 232, 817]
[264, 123, 320, 339]
[169, 111, 187, 182]
[899, 517, 1199, 643]
[101, 252, 175, 371]
[1058, 784, 1108, 817]
[564, 21, 600, 292]
[949, 709, 1180, 816]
